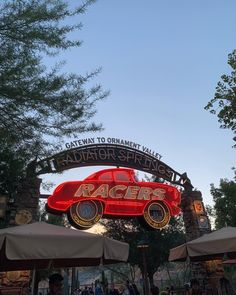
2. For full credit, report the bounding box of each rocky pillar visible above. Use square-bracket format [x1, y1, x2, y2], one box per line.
[0, 164, 42, 294]
[181, 190, 223, 294]
[11, 176, 42, 226]
[9, 161, 42, 226]
[181, 190, 211, 241]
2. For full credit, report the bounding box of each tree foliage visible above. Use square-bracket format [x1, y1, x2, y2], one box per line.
[0, 145, 25, 196]
[0, 139, 35, 197]
[0, 0, 107, 158]
[39, 199, 69, 226]
[101, 175, 185, 285]
[210, 179, 236, 229]
[101, 217, 185, 286]
[205, 50, 236, 147]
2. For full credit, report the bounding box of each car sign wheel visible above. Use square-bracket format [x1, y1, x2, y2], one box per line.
[143, 201, 170, 230]
[67, 200, 103, 230]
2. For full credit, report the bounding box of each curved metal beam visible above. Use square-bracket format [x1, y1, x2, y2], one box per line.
[34, 144, 193, 190]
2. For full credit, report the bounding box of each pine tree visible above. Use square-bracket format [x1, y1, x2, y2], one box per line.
[0, 0, 108, 159]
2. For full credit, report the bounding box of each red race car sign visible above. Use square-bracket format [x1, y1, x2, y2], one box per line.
[46, 168, 181, 230]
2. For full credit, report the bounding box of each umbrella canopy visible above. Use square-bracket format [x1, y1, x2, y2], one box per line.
[0, 222, 129, 271]
[222, 259, 236, 264]
[169, 227, 236, 262]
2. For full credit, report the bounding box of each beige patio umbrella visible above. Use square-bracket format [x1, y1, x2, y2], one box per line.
[0, 222, 129, 271]
[222, 259, 236, 264]
[169, 226, 236, 262]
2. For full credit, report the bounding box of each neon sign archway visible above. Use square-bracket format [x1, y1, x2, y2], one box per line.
[35, 143, 193, 191]
[34, 142, 193, 230]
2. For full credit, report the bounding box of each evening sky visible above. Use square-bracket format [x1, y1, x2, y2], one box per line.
[41, 0, 236, 207]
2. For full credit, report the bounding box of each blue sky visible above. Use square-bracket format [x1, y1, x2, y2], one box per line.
[42, 0, 236, 206]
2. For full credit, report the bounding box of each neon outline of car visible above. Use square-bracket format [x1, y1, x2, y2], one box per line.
[46, 168, 181, 230]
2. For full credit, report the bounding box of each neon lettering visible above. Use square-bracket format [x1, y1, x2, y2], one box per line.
[109, 185, 127, 198]
[153, 188, 166, 200]
[74, 184, 95, 197]
[92, 184, 109, 198]
[137, 187, 153, 200]
[124, 186, 140, 199]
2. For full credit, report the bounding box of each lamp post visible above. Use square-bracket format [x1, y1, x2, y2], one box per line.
[137, 240, 149, 295]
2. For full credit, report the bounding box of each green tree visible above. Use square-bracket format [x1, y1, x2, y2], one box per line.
[101, 174, 185, 286]
[0, 0, 108, 207]
[0, 0, 107, 158]
[0, 144, 25, 196]
[39, 199, 68, 226]
[210, 179, 236, 229]
[101, 217, 185, 287]
[205, 50, 236, 147]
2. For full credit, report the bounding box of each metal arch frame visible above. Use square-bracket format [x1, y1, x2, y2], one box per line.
[33, 143, 193, 191]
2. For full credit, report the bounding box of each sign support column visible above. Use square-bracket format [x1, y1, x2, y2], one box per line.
[181, 189, 223, 294]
